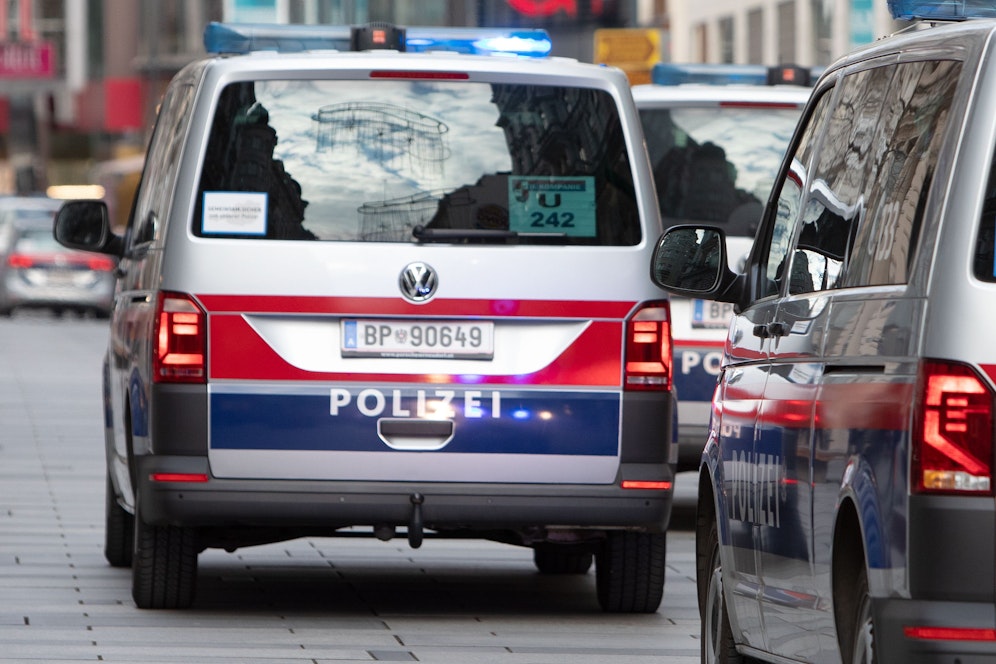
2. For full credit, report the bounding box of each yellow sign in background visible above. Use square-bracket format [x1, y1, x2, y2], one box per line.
[594, 28, 662, 85]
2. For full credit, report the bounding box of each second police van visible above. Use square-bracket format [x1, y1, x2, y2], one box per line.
[632, 64, 813, 470]
[652, 0, 996, 661]
[54, 22, 675, 611]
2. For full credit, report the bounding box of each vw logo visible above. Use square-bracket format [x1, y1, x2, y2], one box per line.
[399, 262, 438, 303]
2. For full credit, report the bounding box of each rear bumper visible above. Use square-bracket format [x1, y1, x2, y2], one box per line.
[874, 597, 996, 662]
[134, 455, 673, 534]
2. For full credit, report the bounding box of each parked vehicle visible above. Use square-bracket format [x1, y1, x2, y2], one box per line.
[0, 206, 114, 317]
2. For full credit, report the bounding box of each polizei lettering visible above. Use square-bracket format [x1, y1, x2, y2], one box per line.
[727, 449, 783, 528]
[330, 388, 501, 419]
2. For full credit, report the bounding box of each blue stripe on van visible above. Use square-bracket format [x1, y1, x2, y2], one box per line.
[209, 388, 620, 455]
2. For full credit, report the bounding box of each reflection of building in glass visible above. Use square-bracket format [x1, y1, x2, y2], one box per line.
[490, 84, 624, 183]
[313, 102, 449, 179]
[357, 190, 445, 241]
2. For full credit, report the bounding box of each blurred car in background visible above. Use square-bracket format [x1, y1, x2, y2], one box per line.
[0, 210, 115, 317]
[633, 63, 815, 470]
[0, 195, 63, 254]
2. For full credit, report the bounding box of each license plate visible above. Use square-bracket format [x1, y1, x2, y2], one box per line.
[692, 299, 735, 329]
[341, 319, 495, 359]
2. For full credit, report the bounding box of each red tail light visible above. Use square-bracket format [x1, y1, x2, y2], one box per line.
[7, 253, 33, 268]
[913, 360, 994, 495]
[86, 255, 115, 271]
[154, 292, 207, 384]
[624, 301, 672, 391]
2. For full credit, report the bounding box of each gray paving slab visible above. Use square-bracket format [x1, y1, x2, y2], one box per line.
[0, 315, 703, 662]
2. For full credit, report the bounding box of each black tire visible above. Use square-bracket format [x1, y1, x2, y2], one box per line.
[848, 569, 876, 664]
[533, 547, 593, 574]
[103, 472, 133, 568]
[132, 499, 198, 609]
[595, 531, 666, 613]
[701, 516, 743, 664]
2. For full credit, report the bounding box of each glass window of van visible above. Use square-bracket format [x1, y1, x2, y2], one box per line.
[192, 80, 641, 246]
[129, 83, 195, 249]
[842, 59, 959, 288]
[640, 104, 801, 238]
[758, 88, 833, 299]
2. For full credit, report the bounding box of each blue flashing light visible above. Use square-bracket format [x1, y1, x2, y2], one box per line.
[405, 28, 552, 57]
[204, 22, 351, 53]
[652, 63, 820, 87]
[888, 0, 996, 20]
[204, 22, 552, 58]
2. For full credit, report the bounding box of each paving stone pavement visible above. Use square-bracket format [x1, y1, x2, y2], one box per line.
[0, 315, 702, 663]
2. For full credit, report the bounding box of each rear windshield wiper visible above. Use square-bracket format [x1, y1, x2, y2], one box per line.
[411, 225, 567, 243]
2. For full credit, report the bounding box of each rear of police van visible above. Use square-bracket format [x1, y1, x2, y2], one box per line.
[133, 24, 674, 611]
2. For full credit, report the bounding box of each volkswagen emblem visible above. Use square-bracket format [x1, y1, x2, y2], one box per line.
[399, 262, 438, 303]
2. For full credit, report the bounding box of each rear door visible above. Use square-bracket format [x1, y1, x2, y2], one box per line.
[172, 68, 666, 486]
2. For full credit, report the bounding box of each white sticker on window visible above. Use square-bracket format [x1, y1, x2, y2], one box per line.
[202, 191, 268, 236]
[508, 176, 596, 237]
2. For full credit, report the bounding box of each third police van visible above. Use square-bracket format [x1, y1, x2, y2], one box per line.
[632, 64, 813, 469]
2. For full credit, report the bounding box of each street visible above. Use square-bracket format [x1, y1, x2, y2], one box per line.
[0, 314, 701, 663]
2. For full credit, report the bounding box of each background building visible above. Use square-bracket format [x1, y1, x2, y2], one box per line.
[665, 0, 900, 68]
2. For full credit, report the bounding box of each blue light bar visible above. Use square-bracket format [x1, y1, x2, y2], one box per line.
[652, 63, 820, 87]
[405, 28, 552, 56]
[203, 22, 552, 57]
[888, 0, 996, 19]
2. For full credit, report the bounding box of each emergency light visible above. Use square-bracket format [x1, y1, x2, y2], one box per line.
[888, 0, 996, 19]
[203, 22, 553, 57]
[652, 63, 820, 87]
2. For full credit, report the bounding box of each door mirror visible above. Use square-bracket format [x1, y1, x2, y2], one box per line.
[53, 200, 121, 255]
[651, 226, 728, 294]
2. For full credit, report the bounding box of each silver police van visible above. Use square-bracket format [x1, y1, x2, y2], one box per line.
[632, 64, 812, 470]
[651, 0, 996, 660]
[54, 22, 675, 611]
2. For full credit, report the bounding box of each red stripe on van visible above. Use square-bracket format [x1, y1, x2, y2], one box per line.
[208, 314, 625, 386]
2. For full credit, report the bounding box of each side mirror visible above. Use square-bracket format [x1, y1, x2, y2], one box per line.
[53, 200, 122, 256]
[651, 225, 728, 295]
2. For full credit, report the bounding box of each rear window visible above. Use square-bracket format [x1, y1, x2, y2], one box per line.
[640, 104, 801, 237]
[193, 79, 641, 246]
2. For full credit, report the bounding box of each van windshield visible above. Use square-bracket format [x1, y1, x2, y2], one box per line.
[193, 79, 640, 246]
[640, 105, 801, 238]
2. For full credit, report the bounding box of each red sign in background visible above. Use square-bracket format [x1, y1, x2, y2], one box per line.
[0, 41, 53, 78]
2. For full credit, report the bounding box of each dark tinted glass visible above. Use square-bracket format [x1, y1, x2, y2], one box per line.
[193, 80, 641, 246]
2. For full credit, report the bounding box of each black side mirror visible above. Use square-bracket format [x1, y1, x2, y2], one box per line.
[54, 200, 121, 255]
[651, 226, 727, 293]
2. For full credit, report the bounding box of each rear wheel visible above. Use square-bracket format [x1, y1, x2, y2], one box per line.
[103, 472, 133, 568]
[701, 516, 743, 664]
[848, 569, 876, 664]
[595, 531, 666, 613]
[132, 498, 198, 609]
[533, 546, 593, 574]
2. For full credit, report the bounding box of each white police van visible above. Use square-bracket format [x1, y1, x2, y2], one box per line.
[54, 22, 675, 611]
[632, 64, 812, 470]
[651, 0, 996, 660]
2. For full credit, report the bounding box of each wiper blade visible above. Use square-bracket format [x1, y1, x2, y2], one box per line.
[411, 225, 567, 243]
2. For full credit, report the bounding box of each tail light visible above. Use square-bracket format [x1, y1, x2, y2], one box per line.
[624, 301, 672, 391]
[86, 255, 115, 271]
[912, 360, 994, 495]
[154, 292, 207, 384]
[7, 253, 33, 268]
